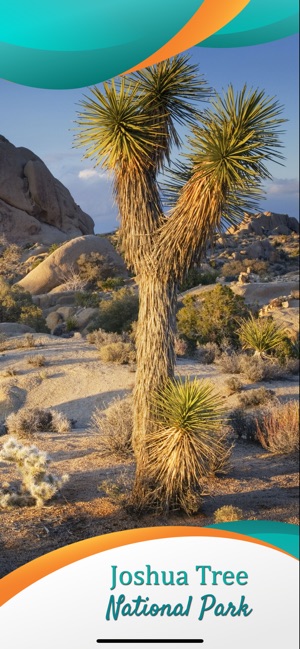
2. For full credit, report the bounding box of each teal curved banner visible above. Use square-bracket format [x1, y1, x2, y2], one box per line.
[0, 0, 299, 88]
[199, 0, 299, 47]
[208, 521, 299, 560]
[0, 0, 202, 88]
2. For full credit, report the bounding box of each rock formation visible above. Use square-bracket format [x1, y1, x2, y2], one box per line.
[17, 235, 127, 295]
[228, 211, 299, 236]
[0, 135, 94, 244]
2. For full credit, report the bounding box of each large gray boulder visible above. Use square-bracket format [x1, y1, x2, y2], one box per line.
[0, 135, 94, 244]
[17, 235, 127, 295]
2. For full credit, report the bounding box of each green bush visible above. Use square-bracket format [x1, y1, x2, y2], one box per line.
[91, 288, 139, 334]
[177, 285, 250, 348]
[179, 268, 218, 291]
[77, 252, 118, 289]
[0, 244, 22, 281]
[0, 279, 48, 332]
[98, 277, 125, 291]
[75, 291, 100, 308]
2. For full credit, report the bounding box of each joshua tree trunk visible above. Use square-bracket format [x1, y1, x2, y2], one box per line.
[132, 272, 177, 497]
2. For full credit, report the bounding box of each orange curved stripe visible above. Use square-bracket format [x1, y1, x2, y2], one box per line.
[1, 526, 297, 606]
[125, 0, 250, 73]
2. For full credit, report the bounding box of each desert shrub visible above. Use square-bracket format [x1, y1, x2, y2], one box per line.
[30, 258, 44, 271]
[58, 266, 86, 291]
[99, 341, 136, 364]
[87, 328, 122, 348]
[0, 436, 68, 508]
[0, 279, 47, 331]
[177, 285, 250, 348]
[0, 244, 22, 281]
[221, 258, 268, 281]
[48, 243, 62, 256]
[0, 333, 7, 351]
[273, 336, 299, 362]
[98, 472, 133, 506]
[90, 397, 133, 459]
[217, 352, 243, 374]
[91, 288, 139, 334]
[226, 377, 243, 395]
[6, 407, 71, 436]
[214, 505, 244, 523]
[229, 408, 263, 441]
[174, 337, 189, 357]
[27, 355, 46, 367]
[238, 315, 287, 356]
[77, 252, 118, 289]
[1, 367, 17, 377]
[98, 277, 125, 291]
[22, 333, 36, 348]
[238, 387, 275, 408]
[196, 342, 220, 364]
[75, 291, 100, 308]
[19, 305, 47, 332]
[145, 378, 231, 514]
[66, 316, 78, 332]
[256, 400, 299, 454]
[179, 267, 218, 291]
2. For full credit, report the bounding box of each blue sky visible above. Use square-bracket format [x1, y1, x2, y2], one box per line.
[0, 34, 298, 233]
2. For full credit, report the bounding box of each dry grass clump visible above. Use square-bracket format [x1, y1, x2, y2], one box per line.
[98, 470, 134, 506]
[145, 378, 231, 514]
[87, 328, 122, 348]
[99, 341, 136, 364]
[90, 397, 133, 459]
[238, 387, 275, 408]
[217, 352, 242, 374]
[1, 368, 17, 378]
[27, 354, 46, 368]
[217, 351, 293, 382]
[226, 377, 243, 395]
[256, 400, 299, 454]
[196, 342, 220, 364]
[0, 436, 68, 508]
[214, 505, 244, 523]
[22, 334, 36, 348]
[0, 333, 7, 351]
[6, 407, 71, 437]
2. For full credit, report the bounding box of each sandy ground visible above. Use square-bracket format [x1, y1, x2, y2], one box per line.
[0, 334, 299, 577]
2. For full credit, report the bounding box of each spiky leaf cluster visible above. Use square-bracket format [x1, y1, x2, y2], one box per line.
[238, 314, 287, 355]
[146, 378, 229, 513]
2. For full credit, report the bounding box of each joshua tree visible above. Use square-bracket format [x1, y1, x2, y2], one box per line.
[74, 57, 284, 502]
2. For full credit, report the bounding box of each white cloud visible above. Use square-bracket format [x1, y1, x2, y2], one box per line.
[78, 168, 109, 181]
[266, 178, 299, 196]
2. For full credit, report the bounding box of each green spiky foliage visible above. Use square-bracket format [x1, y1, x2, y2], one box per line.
[128, 55, 212, 170]
[238, 314, 287, 356]
[146, 378, 229, 513]
[157, 85, 285, 278]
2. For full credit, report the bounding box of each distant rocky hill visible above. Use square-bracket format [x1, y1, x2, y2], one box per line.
[228, 211, 299, 237]
[0, 136, 94, 245]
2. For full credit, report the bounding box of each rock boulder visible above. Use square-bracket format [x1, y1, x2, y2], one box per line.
[0, 135, 94, 244]
[17, 235, 127, 295]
